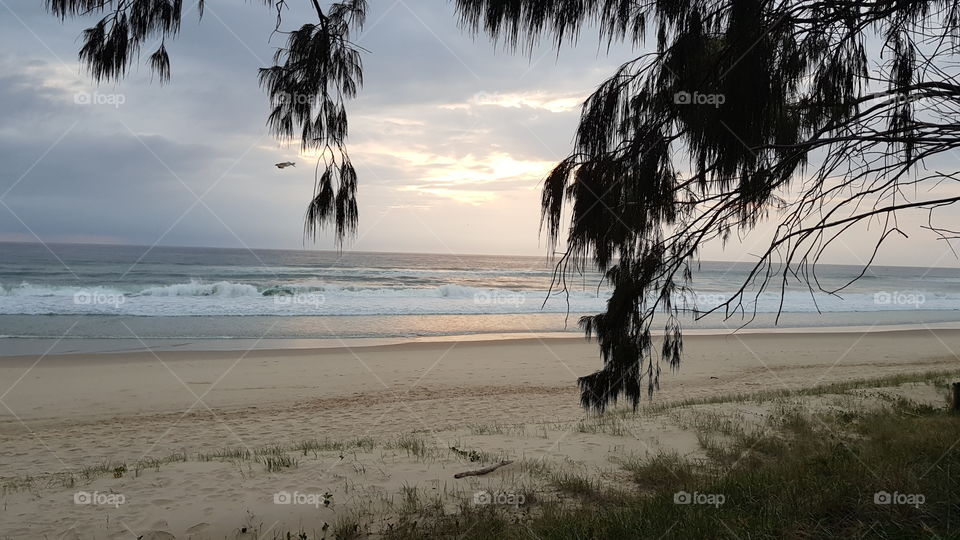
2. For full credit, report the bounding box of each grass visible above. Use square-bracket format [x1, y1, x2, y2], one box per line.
[198, 447, 251, 461]
[633, 368, 960, 415]
[467, 422, 527, 436]
[381, 386, 960, 539]
[575, 415, 629, 436]
[390, 434, 430, 460]
[259, 454, 299, 473]
[294, 436, 376, 455]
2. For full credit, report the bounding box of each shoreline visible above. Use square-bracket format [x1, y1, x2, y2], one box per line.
[4, 320, 960, 359]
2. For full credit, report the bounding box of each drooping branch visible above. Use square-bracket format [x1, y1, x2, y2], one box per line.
[456, 0, 960, 410]
[47, 0, 367, 244]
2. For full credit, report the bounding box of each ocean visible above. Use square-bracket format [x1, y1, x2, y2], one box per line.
[0, 242, 958, 355]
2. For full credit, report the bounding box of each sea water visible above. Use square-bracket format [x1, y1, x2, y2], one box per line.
[0, 242, 958, 355]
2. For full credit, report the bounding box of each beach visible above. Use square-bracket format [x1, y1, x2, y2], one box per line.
[2, 328, 958, 538]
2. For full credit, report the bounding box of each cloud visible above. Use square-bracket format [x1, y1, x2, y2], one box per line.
[350, 142, 552, 203]
[442, 90, 587, 113]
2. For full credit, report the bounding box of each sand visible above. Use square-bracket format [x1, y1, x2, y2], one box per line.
[1, 328, 958, 538]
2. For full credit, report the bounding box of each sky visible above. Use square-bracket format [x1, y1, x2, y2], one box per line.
[0, 0, 957, 269]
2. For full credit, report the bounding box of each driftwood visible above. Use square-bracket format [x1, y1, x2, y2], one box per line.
[453, 460, 514, 479]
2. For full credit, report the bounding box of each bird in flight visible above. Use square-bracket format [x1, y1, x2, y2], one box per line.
[275, 162, 296, 169]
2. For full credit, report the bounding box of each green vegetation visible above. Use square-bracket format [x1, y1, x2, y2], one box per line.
[382, 389, 960, 538]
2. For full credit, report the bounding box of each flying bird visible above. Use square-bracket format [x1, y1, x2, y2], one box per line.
[275, 162, 296, 169]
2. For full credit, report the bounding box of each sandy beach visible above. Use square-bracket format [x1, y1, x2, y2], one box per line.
[1, 328, 959, 538]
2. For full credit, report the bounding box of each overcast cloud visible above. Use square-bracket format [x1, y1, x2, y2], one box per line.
[0, 0, 957, 267]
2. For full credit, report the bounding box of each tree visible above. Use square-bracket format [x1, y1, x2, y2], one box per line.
[46, 0, 960, 411]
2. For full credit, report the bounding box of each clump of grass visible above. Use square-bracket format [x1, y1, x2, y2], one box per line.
[255, 444, 286, 456]
[392, 434, 429, 459]
[620, 452, 696, 492]
[294, 436, 376, 455]
[518, 459, 552, 479]
[198, 447, 251, 461]
[260, 454, 298, 473]
[79, 461, 125, 482]
[549, 470, 602, 499]
[576, 415, 629, 436]
[332, 515, 364, 540]
[400, 482, 419, 513]
[467, 422, 527, 436]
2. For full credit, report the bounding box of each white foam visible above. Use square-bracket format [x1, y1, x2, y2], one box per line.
[139, 280, 260, 298]
[0, 280, 955, 317]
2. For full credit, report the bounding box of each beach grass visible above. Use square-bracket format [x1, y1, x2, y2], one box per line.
[379, 387, 960, 539]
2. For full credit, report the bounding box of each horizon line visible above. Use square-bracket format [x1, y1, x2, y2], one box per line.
[1, 239, 957, 271]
